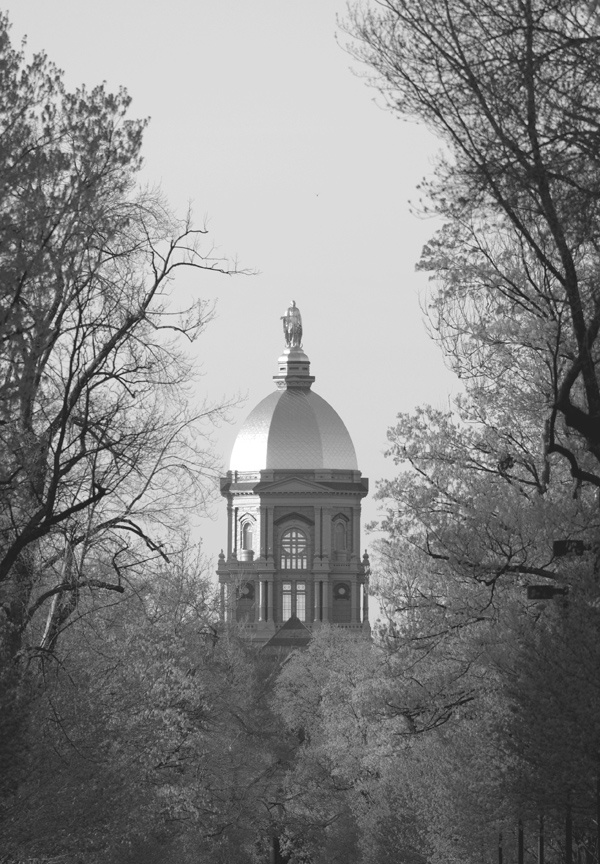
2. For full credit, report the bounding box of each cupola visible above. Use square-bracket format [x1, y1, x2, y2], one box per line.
[217, 301, 370, 648]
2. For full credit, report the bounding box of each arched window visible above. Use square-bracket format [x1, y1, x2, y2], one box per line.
[241, 521, 253, 551]
[334, 521, 347, 551]
[280, 528, 308, 570]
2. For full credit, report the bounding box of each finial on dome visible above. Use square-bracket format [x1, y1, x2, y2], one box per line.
[274, 300, 314, 390]
[281, 300, 303, 349]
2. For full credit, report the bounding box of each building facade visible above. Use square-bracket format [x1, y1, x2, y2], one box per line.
[217, 302, 369, 646]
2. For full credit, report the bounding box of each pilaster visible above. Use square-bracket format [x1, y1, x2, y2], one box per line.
[226, 502, 233, 559]
[350, 577, 359, 624]
[314, 505, 322, 559]
[322, 577, 331, 624]
[266, 578, 274, 622]
[321, 508, 332, 559]
[259, 505, 267, 559]
[352, 507, 361, 558]
[267, 507, 274, 562]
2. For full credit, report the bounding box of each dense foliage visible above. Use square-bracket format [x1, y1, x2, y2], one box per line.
[303, 0, 600, 861]
[5, 1, 600, 861]
[1, 551, 297, 863]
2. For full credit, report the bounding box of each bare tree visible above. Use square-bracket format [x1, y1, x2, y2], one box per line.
[0, 15, 238, 661]
[347, 0, 600, 490]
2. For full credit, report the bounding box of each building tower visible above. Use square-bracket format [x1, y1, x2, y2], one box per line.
[217, 302, 370, 647]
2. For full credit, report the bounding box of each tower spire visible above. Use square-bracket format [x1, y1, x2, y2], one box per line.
[274, 300, 315, 390]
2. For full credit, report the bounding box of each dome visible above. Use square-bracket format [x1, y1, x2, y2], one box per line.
[229, 301, 359, 472]
[230, 388, 358, 471]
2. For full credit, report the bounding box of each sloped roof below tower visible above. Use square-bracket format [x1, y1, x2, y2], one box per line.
[261, 615, 312, 653]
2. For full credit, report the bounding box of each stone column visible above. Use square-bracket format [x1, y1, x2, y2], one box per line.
[350, 578, 358, 624]
[226, 583, 235, 622]
[352, 507, 361, 558]
[257, 580, 264, 622]
[321, 508, 332, 560]
[220, 584, 225, 620]
[322, 578, 330, 624]
[267, 508, 275, 561]
[259, 505, 267, 558]
[255, 578, 262, 622]
[314, 506, 322, 558]
[266, 578, 274, 622]
[226, 503, 233, 558]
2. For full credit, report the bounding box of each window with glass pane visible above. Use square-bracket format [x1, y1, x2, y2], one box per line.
[280, 528, 308, 570]
[296, 582, 306, 622]
[241, 522, 253, 551]
[282, 581, 292, 620]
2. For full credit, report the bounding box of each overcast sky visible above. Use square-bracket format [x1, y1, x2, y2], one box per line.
[4, 1, 459, 569]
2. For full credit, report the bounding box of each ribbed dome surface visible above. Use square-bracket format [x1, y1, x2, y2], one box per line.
[230, 388, 358, 471]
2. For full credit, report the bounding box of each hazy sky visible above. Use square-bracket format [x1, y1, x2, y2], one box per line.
[4, 1, 458, 567]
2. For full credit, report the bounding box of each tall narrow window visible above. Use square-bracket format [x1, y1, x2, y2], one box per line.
[334, 521, 346, 551]
[280, 528, 308, 570]
[241, 522, 253, 551]
[282, 582, 292, 620]
[296, 582, 306, 622]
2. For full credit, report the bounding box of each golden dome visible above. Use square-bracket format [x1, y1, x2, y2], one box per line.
[229, 387, 358, 471]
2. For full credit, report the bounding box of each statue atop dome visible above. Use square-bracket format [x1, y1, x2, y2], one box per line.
[282, 300, 303, 348]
